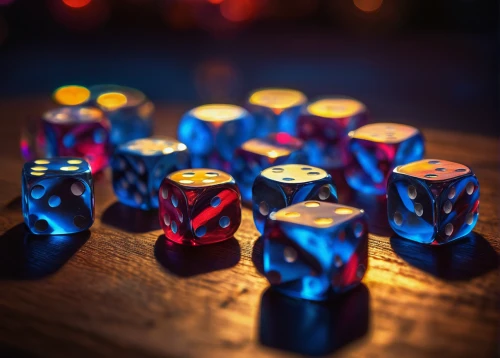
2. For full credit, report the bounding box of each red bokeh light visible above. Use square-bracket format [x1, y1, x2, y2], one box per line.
[62, 0, 91, 8]
[220, 0, 256, 22]
[353, 0, 383, 13]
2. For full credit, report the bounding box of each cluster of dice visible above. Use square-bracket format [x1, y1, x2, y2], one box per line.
[20, 86, 479, 301]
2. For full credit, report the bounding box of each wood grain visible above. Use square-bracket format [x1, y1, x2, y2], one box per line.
[0, 98, 498, 358]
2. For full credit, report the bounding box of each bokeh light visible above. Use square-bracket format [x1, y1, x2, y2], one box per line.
[220, 0, 256, 22]
[62, 0, 91, 8]
[53, 85, 90, 105]
[48, 0, 109, 31]
[0, 0, 15, 6]
[353, 0, 383, 13]
[195, 59, 241, 102]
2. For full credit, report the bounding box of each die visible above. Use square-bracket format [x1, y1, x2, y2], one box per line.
[247, 88, 307, 137]
[159, 169, 242, 246]
[232, 133, 308, 202]
[345, 122, 424, 195]
[263, 201, 368, 301]
[89, 85, 154, 147]
[53, 85, 91, 106]
[297, 96, 369, 169]
[252, 164, 338, 234]
[387, 159, 479, 245]
[177, 104, 254, 171]
[111, 137, 190, 210]
[22, 157, 94, 235]
[22, 106, 111, 173]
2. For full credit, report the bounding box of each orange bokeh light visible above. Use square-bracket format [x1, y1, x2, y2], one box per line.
[353, 0, 383, 12]
[208, 0, 224, 4]
[62, 0, 91, 8]
[220, 0, 255, 22]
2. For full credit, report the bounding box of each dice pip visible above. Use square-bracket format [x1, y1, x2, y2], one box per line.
[111, 137, 190, 210]
[232, 133, 307, 202]
[263, 201, 368, 301]
[252, 164, 338, 234]
[22, 157, 94, 235]
[345, 123, 424, 194]
[159, 169, 242, 246]
[387, 159, 479, 244]
[297, 96, 369, 169]
[39, 106, 111, 173]
[89, 85, 154, 147]
[247, 88, 307, 137]
[177, 104, 255, 171]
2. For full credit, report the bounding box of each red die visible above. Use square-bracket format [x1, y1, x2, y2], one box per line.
[159, 169, 242, 246]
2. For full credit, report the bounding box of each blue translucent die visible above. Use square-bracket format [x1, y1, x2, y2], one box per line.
[177, 104, 254, 170]
[232, 133, 307, 202]
[89, 85, 154, 147]
[345, 123, 425, 195]
[263, 201, 368, 301]
[22, 157, 94, 235]
[252, 164, 338, 234]
[111, 137, 190, 210]
[247, 88, 307, 137]
[387, 159, 479, 245]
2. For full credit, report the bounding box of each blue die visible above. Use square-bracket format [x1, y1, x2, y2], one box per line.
[263, 201, 368, 301]
[178, 104, 254, 171]
[22, 157, 94, 235]
[232, 133, 308, 203]
[387, 159, 479, 245]
[89, 84, 154, 147]
[252, 164, 338, 234]
[111, 137, 190, 210]
[246, 88, 307, 137]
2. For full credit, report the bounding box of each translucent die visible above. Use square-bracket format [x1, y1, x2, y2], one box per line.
[159, 169, 242, 246]
[345, 123, 424, 194]
[22, 107, 111, 173]
[246, 88, 307, 137]
[297, 97, 369, 169]
[263, 201, 368, 301]
[22, 157, 94, 235]
[232, 133, 308, 202]
[111, 137, 190, 210]
[177, 104, 255, 170]
[387, 159, 480, 244]
[252, 164, 338, 234]
[89, 85, 154, 147]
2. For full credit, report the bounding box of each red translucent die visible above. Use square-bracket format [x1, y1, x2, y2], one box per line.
[297, 97, 369, 169]
[22, 107, 111, 173]
[159, 169, 242, 246]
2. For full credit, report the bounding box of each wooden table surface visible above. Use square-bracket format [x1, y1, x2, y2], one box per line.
[0, 98, 498, 358]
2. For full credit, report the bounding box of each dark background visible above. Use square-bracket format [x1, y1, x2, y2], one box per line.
[0, 0, 498, 135]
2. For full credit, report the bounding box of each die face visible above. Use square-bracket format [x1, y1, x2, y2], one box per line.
[297, 97, 368, 168]
[435, 175, 479, 244]
[22, 158, 94, 235]
[159, 169, 242, 245]
[232, 134, 307, 202]
[263, 201, 368, 301]
[252, 165, 338, 234]
[111, 138, 190, 210]
[345, 123, 424, 195]
[247, 88, 307, 136]
[178, 104, 255, 165]
[89, 85, 154, 147]
[388, 159, 479, 245]
[387, 174, 437, 244]
[42, 107, 111, 173]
